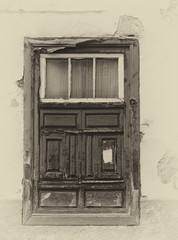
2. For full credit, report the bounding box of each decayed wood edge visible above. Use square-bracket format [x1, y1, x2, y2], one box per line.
[128, 39, 140, 223]
[122, 39, 140, 225]
[33, 48, 41, 213]
[39, 101, 126, 109]
[25, 213, 139, 226]
[26, 37, 135, 48]
[23, 37, 140, 225]
[131, 40, 140, 224]
[22, 39, 34, 224]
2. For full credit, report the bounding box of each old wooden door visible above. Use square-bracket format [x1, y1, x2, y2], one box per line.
[39, 107, 124, 211]
[23, 38, 140, 225]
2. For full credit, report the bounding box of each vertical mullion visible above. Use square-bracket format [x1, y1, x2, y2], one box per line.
[68, 58, 71, 98]
[118, 55, 124, 99]
[93, 57, 96, 98]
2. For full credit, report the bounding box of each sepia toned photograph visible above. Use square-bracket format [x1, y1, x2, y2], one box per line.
[0, 0, 178, 239]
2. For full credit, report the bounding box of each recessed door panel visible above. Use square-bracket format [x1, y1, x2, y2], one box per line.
[82, 109, 123, 130]
[85, 190, 123, 207]
[86, 114, 119, 127]
[83, 133, 123, 180]
[46, 140, 61, 171]
[40, 109, 81, 129]
[102, 139, 116, 172]
[40, 191, 77, 207]
[40, 133, 79, 180]
[44, 114, 77, 128]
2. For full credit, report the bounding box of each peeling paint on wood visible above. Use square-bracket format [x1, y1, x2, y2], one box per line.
[40, 191, 77, 207]
[23, 40, 34, 224]
[85, 190, 123, 207]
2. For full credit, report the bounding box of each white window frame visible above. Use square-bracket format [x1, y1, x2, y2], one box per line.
[40, 53, 124, 103]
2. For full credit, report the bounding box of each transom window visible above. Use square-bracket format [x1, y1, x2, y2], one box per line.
[40, 54, 124, 102]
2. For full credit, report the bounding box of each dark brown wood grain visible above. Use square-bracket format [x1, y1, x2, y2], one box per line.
[44, 114, 77, 127]
[22, 40, 34, 224]
[46, 140, 60, 171]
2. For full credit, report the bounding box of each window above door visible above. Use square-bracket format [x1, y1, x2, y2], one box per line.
[40, 53, 124, 103]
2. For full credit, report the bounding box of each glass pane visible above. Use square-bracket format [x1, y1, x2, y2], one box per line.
[46, 59, 68, 98]
[96, 58, 118, 98]
[102, 140, 116, 172]
[71, 58, 93, 98]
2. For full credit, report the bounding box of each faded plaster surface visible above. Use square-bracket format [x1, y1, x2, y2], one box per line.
[161, 0, 178, 22]
[0, 0, 178, 203]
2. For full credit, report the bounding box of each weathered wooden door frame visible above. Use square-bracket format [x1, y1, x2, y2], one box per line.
[23, 37, 140, 225]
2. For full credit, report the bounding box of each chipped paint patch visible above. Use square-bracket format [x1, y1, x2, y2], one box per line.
[114, 15, 144, 38]
[140, 132, 145, 142]
[10, 98, 19, 107]
[160, 0, 178, 22]
[24, 151, 31, 165]
[142, 119, 152, 128]
[158, 151, 178, 190]
[16, 76, 24, 88]
[140, 119, 153, 141]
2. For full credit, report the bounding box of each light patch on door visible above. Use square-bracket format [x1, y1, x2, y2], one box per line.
[102, 140, 115, 171]
[103, 148, 113, 164]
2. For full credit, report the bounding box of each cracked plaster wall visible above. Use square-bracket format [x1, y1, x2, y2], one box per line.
[0, 0, 178, 201]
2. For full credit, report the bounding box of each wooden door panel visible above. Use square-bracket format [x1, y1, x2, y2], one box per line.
[44, 114, 77, 128]
[85, 135, 93, 177]
[46, 139, 61, 171]
[37, 186, 126, 213]
[39, 190, 78, 208]
[65, 133, 80, 178]
[82, 133, 123, 180]
[82, 109, 123, 130]
[40, 109, 81, 129]
[86, 114, 119, 127]
[40, 133, 79, 180]
[85, 190, 123, 208]
[40, 134, 64, 179]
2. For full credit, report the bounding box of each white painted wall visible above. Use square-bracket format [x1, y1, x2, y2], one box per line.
[0, 0, 178, 200]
